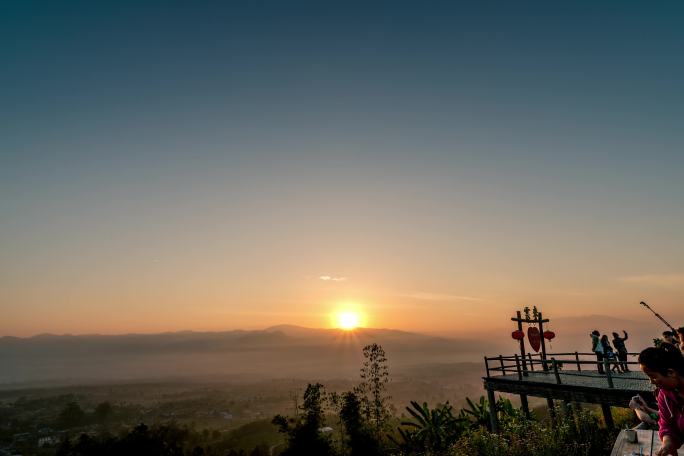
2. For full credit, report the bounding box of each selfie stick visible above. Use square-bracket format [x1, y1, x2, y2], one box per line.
[639, 301, 677, 333]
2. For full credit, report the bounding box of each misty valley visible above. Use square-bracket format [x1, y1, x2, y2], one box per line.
[0, 328, 493, 455]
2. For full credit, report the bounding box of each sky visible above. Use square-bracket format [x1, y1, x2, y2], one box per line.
[1, 1, 683, 337]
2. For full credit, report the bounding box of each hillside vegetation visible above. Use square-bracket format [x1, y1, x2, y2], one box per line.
[36, 343, 630, 456]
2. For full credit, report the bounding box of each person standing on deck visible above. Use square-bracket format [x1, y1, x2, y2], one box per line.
[591, 330, 605, 374]
[662, 331, 679, 348]
[613, 330, 630, 372]
[677, 327, 684, 356]
[601, 335, 622, 373]
[639, 345, 684, 456]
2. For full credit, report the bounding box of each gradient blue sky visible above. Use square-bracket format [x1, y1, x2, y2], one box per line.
[2, 1, 683, 336]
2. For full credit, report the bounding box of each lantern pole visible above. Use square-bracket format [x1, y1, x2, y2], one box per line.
[538, 312, 548, 372]
[515, 311, 528, 376]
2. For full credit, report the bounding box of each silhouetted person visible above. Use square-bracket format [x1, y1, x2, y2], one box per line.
[612, 330, 630, 372]
[601, 335, 622, 373]
[591, 330, 605, 374]
[677, 327, 684, 356]
[662, 331, 679, 349]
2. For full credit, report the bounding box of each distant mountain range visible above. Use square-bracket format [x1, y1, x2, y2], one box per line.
[0, 326, 501, 388]
[3, 315, 662, 389]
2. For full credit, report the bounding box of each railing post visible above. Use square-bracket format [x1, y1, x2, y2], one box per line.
[539, 312, 548, 371]
[499, 355, 505, 374]
[514, 354, 523, 381]
[575, 351, 581, 372]
[528, 353, 534, 371]
[515, 310, 529, 375]
[552, 358, 561, 384]
[485, 356, 491, 378]
[604, 359, 614, 388]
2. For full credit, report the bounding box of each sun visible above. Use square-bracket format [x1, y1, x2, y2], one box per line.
[337, 311, 360, 330]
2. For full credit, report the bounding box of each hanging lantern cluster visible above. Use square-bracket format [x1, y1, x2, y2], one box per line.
[511, 307, 556, 346]
[511, 329, 556, 340]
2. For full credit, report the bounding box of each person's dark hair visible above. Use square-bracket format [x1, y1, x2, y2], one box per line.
[591, 330, 600, 336]
[612, 332, 619, 339]
[638, 344, 684, 376]
[663, 331, 675, 337]
[677, 327, 684, 336]
[600, 335, 608, 343]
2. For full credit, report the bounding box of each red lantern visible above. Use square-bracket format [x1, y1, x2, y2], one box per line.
[543, 330, 556, 340]
[512, 330, 524, 340]
[528, 327, 541, 352]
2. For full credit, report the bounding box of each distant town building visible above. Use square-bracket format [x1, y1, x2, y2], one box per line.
[38, 436, 58, 447]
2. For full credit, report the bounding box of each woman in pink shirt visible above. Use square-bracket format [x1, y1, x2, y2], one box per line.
[639, 344, 684, 456]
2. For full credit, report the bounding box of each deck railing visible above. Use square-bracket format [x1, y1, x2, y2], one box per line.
[484, 352, 643, 389]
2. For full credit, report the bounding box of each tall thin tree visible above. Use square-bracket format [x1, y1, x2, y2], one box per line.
[357, 343, 391, 435]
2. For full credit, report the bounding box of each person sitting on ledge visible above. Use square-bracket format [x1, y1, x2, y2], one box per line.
[639, 344, 684, 456]
[629, 394, 659, 430]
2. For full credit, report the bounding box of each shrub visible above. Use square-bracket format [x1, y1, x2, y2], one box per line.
[453, 408, 617, 456]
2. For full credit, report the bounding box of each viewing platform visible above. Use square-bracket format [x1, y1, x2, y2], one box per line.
[483, 351, 653, 431]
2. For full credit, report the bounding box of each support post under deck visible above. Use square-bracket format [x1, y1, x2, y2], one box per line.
[546, 397, 556, 421]
[520, 394, 530, 418]
[601, 403, 614, 429]
[487, 387, 499, 433]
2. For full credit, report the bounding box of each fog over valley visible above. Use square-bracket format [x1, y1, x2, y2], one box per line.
[0, 325, 503, 387]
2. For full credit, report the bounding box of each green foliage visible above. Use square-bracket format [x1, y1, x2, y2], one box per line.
[460, 397, 490, 429]
[55, 422, 212, 456]
[339, 391, 383, 456]
[358, 343, 392, 435]
[610, 406, 639, 430]
[271, 345, 393, 456]
[272, 383, 336, 456]
[94, 402, 113, 425]
[57, 401, 86, 429]
[267, 346, 619, 456]
[53, 420, 273, 456]
[216, 419, 283, 452]
[453, 408, 617, 456]
[459, 396, 524, 432]
[391, 401, 467, 456]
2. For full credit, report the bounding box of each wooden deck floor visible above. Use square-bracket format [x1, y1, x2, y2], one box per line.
[484, 370, 653, 406]
[611, 429, 684, 456]
[495, 370, 650, 391]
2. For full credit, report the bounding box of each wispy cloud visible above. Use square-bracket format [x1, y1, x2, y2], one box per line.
[618, 273, 684, 287]
[401, 292, 486, 302]
[319, 275, 347, 282]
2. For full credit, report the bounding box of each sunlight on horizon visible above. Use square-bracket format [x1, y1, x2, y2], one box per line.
[337, 311, 360, 330]
[330, 304, 366, 331]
